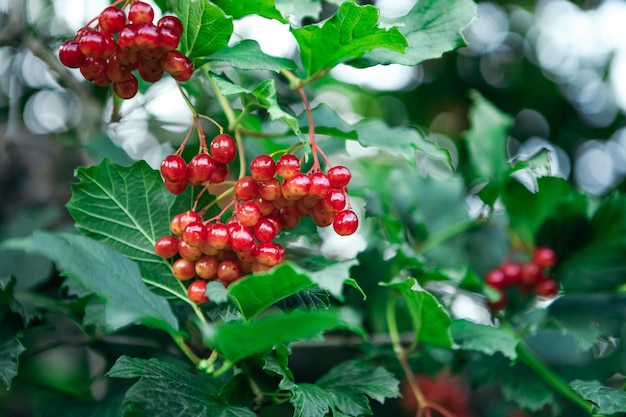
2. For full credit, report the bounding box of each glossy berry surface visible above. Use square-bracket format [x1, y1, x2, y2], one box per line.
[160, 155, 187, 182]
[186, 153, 214, 186]
[210, 133, 237, 164]
[485, 268, 506, 289]
[276, 154, 300, 179]
[327, 166, 351, 188]
[533, 247, 557, 269]
[250, 155, 276, 181]
[333, 210, 358, 236]
[187, 280, 209, 304]
[99, 6, 126, 33]
[154, 235, 179, 258]
[172, 258, 196, 280]
[128, 1, 154, 25]
[536, 279, 559, 297]
[113, 74, 138, 99]
[59, 40, 85, 68]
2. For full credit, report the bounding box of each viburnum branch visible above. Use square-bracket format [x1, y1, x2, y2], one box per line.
[199, 188, 235, 219]
[175, 123, 195, 156]
[234, 130, 246, 180]
[171, 334, 201, 366]
[197, 113, 224, 134]
[297, 87, 322, 172]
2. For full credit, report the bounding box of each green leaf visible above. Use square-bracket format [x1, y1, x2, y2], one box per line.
[361, 0, 475, 66]
[228, 264, 315, 320]
[355, 119, 450, 166]
[570, 380, 626, 415]
[383, 278, 452, 348]
[558, 244, 626, 292]
[178, 0, 233, 58]
[65, 159, 205, 300]
[212, 74, 300, 135]
[0, 337, 25, 390]
[590, 193, 626, 246]
[289, 383, 331, 417]
[213, 0, 285, 22]
[2, 232, 179, 334]
[501, 177, 579, 244]
[211, 309, 359, 363]
[206, 281, 229, 304]
[206, 40, 297, 72]
[316, 360, 400, 405]
[291, 2, 407, 77]
[108, 356, 255, 417]
[465, 90, 513, 183]
[276, 287, 330, 312]
[451, 319, 519, 360]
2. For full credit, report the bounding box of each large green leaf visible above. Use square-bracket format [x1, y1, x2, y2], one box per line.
[206, 40, 297, 72]
[501, 177, 579, 244]
[451, 319, 518, 360]
[465, 90, 513, 183]
[108, 356, 255, 417]
[2, 232, 179, 334]
[291, 2, 407, 78]
[213, 0, 285, 22]
[178, 0, 233, 58]
[360, 0, 475, 66]
[591, 194, 626, 245]
[268, 356, 399, 417]
[66, 159, 204, 299]
[355, 119, 450, 166]
[211, 309, 359, 363]
[383, 278, 452, 348]
[0, 336, 25, 390]
[570, 380, 626, 415]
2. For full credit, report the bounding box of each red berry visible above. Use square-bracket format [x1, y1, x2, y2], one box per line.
[178, 240, 202, 261]
[276, 154, 300, 179]
[253, 196, 274, 216]
[172, 258, 196, 280]
[183, 221, 207, 247]
[217, 260, 242, 285]
[106, 54, 132, 82]
[536, 279, 559, 297]
[311, 203, 334, 227]
[234, 176, 259, 200]
[59, 40, 86, 68]
[187, 279, 209, 304]
[137, 57, 165, 82]
[102, 33, 117, 58]
[135, 23, 160, 50]
[171, 211, 202, 236]
[256, 242, 283, 266]
[333, 210, 358, 236]
[209, 162, 229, 183]
[158, 26, 180, 51]
[165, 180, 186, 194]
[308, 172, 331, 199]
[229, 225, 255, 252]
[327, 166, 351, 188]
[501, 262, 522, 286]
[154, 235, 179, 258]
[116, 46, 139, 66]
[235, 202, 262, 227]
[253, 218, 277, 243]
[99, 6, 126, 33]
[258, 178, 282, 201]
[485, 268, 506, 289]
[186, 153, 214, 186]
[250, 155, 276, 181]
[80, 57, 108, 81]
[113, 74, 139, 99]
[157, 15, 184, 37]
[281, 173, 311, 200]
[322, 188, 346, 212]
[160, 154, 187, 182]
[78, 30, 107, 58]
[521, 262, 543, 287]
[206, 223, 230, 250]
[128, 1, 155, 25]
[118, 25, 139, 51]
[161, 50, 191, 76]
[210, 133, 237, 164]
[172, 58, 194, 82]
[533, 247, 557, 269]
[195, 255, 219, 280]
[279, 207, 300, 229]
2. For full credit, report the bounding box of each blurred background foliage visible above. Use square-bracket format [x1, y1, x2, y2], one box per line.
[1, 0, 625, 416]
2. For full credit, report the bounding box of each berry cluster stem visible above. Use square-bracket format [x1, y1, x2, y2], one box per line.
[298, 87, 328, 172]
[386, 295, 456, 417]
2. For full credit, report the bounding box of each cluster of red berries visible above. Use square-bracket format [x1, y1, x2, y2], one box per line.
[160, 133, 237, 194]
[157, 144, 359, 304]
[58, 1, 193, 99]
[154, 209, 286, 305]
[485, 246, 559, 311]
